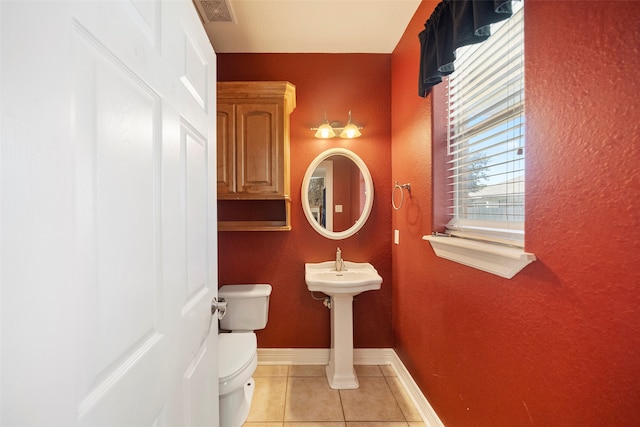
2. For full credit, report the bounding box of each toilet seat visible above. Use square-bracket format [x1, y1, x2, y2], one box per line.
[218, 333, 257, 396]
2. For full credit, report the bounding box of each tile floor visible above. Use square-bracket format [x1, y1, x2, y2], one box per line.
[244, 365, 426, 427]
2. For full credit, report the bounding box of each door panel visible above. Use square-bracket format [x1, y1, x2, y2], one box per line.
[185, 125, 209, 299]
[1, 1, 218, 426]
[236, 104, 279, 193]
[216, 104, 235, 194]
[73, 25, 160, 387]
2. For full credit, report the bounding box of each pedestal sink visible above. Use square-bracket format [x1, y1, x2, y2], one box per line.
[305, 261, 382, 389]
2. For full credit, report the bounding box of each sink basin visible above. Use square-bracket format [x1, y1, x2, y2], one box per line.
[305, 261, 382, 296]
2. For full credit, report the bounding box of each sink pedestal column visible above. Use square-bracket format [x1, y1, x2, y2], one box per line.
[326, 294, 359, 389]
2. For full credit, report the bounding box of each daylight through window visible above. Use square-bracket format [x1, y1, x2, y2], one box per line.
[445, 2, 525, 246]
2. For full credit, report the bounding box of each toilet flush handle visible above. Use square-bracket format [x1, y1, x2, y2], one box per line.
[211, 297, 227, 319]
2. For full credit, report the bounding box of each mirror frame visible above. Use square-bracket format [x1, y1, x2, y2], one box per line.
[301, 148, 374, 240]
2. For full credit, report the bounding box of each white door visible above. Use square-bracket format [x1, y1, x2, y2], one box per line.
[1, 1, 219, 426]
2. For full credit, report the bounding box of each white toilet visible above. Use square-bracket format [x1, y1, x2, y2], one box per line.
[218, 284, 272, 427]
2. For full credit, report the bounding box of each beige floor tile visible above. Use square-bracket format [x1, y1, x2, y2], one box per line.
[346, 423, 409, 427]
[285, 377, 344, 422]
[245, 366, 423, 426]
[243, 423, 284, 427]
[255, 365, 289, 377]
[285, 423, 346, 427]
[339, 377, 405, 422]
[247, 377, 287, 422]
[289, 365, 326, 377]
[354, 365, 383, 377]
[385, 377, 422, 422]
[379, 365, 397, 377]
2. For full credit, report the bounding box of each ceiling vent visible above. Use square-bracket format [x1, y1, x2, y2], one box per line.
[194, 0, 235, 23]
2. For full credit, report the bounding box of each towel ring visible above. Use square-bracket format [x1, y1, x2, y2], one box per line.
[392, 181, 411, 210]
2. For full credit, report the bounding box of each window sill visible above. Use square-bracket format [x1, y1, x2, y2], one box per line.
[422, 235, 536, 279]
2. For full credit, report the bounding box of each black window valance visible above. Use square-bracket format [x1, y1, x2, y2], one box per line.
[418, 0, 516, 97]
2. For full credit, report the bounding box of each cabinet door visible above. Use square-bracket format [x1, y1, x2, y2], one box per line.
[217, 103, 235, 194]
[236, 103, 283, 195]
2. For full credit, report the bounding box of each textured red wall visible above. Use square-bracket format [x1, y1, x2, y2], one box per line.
[391, 1, 640, 426]
[217, 54, 393, 348]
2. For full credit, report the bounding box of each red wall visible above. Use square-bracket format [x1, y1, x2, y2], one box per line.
[391, 1, 640, 426]
[217, 54, 393, 348]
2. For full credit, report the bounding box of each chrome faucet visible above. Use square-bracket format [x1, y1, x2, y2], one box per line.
[335, 247, 344, 271]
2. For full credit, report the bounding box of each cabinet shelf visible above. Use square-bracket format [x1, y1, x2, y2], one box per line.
[217, 198, 291, 232]
[218, 221, 292, 232]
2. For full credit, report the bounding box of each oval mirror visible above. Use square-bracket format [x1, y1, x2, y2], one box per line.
[301, 148, 374, 240]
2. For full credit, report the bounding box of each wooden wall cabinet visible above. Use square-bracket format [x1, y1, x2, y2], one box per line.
[216, 81, 296, 231]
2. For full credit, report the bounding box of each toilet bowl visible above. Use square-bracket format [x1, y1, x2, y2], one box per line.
[218, 333, 257, 427]
[217, 284, 271, 427]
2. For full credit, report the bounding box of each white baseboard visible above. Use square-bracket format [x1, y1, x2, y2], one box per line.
[257, 348, 444, 427]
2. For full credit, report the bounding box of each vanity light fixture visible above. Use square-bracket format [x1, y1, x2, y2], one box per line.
[314, 112, 337, 139]
[312, 111, 363, 139]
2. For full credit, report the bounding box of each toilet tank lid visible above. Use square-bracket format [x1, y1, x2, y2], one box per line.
[219, 284, 272, 298]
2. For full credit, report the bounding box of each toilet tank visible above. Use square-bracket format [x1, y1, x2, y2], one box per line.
[218, 284, 272, 331]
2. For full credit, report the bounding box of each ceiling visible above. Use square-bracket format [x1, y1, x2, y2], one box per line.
[195, 0, 422, 53]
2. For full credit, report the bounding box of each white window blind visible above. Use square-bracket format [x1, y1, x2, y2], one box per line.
[445, 1, 525, 247]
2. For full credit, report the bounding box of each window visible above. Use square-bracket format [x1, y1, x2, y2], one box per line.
[425, 1, 533, 278]
[444, 1, 525, 247]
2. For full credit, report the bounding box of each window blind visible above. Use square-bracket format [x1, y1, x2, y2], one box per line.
[445, 1, 524, 246]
